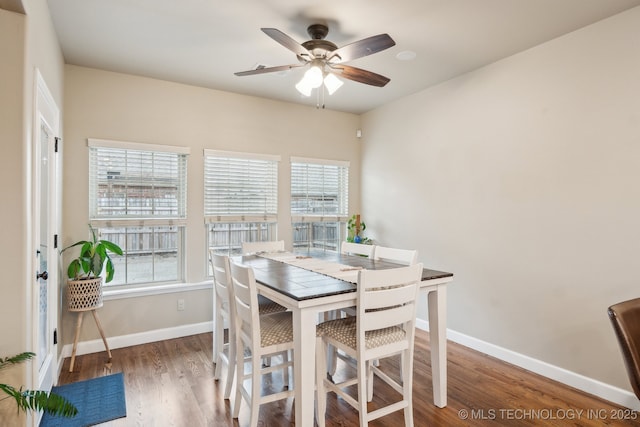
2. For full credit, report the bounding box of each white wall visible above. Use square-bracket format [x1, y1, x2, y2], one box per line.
[361, 7, 640, 397]
[61, 65, 361, 346]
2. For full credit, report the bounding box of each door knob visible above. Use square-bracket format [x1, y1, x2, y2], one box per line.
[37, 270, 48, 280]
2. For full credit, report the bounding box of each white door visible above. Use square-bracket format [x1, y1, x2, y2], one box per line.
[33, 71, 60, 416]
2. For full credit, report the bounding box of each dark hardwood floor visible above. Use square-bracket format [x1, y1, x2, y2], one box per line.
[58, 330, 639, 426]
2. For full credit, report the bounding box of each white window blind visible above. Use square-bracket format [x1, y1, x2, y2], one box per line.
[204, 150, 280, 222]
[291, 157, 349, 222]
[86, 139, 190, 286]
[89, 139, 188, 223]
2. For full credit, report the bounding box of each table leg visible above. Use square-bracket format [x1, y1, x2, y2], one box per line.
[428, 286, 447, 407]
[293, 308, 317, 427]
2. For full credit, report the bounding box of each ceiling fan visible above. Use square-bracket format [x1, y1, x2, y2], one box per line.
[234, 24, 396, 96]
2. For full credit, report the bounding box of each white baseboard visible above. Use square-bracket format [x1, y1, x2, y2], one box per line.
[415, 319, 640, 411]
[60, 321, 213, 359]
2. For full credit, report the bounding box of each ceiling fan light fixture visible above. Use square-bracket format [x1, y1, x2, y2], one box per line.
[295, 79, 313, 97]
[324, 73, 343, 95]
[304, 64, 324, 88]
[296, 62, 324, 96]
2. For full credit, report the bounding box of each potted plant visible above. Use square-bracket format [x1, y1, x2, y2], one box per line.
[62, 225, 123, 371]
[347, 214, 371, 244]
[61, 224, 123, 310]
[0, 352, 77, 418]
[63, 224, 123, 285]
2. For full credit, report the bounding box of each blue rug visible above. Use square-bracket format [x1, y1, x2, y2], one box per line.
[40, 372, 126, 426]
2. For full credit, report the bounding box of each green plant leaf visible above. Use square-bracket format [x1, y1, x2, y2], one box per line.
[89, 224, 99, 243]
[95, 244, 107, 259]
[0, 352, 36, 370]
[0, 384, 78, 417]
[67, 259, 81, 279]
[90, 254, 104, 277]
[0, 352, 77, 418]
[105, 259, 115, 282]
[80, 257, 92, 277]
[80, 241, 94, 256]
[60, 240, 89, 253]
[101, 240, 123, 255]
[25, 389, 78, 417]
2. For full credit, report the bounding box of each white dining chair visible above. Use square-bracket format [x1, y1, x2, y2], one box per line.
[236, 242, 290, 313]
[210, 249, 288, 384]
[241, 240, 285, 254]
[230, 261, 295, 427]
[341, 241, 375, 258]
[373, 246, 418, 265]
[210, 251, 237, 400]
[315, 263, 423, 427]
[371, 246, 419, 384]
[326, 241, 377, 375]
[323, 241, 373, 362]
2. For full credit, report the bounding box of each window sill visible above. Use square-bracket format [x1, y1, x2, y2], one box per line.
[103, 281, 211, 301]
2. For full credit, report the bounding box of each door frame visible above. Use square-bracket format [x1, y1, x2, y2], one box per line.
[31, 69, 61, 415]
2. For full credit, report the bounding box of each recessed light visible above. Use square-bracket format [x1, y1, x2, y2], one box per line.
[396, 50, 417, 61]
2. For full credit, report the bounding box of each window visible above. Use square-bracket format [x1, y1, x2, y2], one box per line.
[88, 139, 189, 286]
[291, 157, 349, 251]
[204, 150, 279, 257]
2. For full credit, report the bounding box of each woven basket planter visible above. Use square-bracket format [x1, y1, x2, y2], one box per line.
[67, 277, 104, 312]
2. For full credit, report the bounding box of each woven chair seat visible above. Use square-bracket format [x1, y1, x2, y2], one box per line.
[260, 311, 294, 347]
[316, 316, 406, 350]
[222, 296, 285, 315]
[258, 295, 287, 314]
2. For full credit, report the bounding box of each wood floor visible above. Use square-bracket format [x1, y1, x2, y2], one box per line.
[58, 330, 639, 426]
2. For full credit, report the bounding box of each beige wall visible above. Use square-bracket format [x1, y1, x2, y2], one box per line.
[0, 0, 64, 424]
[61, 65, 361, 344]
[0, 7, 26, 362]
[0, 11, 28, 422]
[361, 7, 640, 392]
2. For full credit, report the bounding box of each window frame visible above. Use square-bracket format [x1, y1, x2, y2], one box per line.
[290, 156, 350, 251]
[87, 138, 190, 287]
[203, 149, 280, 260]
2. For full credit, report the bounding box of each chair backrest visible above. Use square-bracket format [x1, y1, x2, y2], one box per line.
[241, 240, 285, 254]
[373, 246, 418, 265]
[341, 241, 375, 258]
[229, 261, 261, 349]
[210, 250, 234, 310]
[608, 298, 640, 400]
[356, 263, 423, 351]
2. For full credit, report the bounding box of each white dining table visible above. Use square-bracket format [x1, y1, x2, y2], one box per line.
[234, 249, 453, 427]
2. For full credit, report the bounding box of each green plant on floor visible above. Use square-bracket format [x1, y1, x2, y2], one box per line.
[0, 352, 77, 417]
[62, 224, 123, 283]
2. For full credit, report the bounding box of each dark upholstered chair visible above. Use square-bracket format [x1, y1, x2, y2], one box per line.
[608, 298, 640, 400]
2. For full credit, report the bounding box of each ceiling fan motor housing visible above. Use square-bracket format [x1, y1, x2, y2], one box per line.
[298, 25, 337, 62]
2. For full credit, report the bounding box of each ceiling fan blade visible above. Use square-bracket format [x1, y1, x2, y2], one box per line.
[327, 34, 395, 64]
[329, 65, 391, 87]
[261, 28, 313, 60]
[234, 63, 305, 76]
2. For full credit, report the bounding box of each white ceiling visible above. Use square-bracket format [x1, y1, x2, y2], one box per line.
[46, 0, 640, 114]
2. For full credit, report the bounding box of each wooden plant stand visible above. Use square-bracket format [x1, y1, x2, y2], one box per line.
[66, 277, 112, 372]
